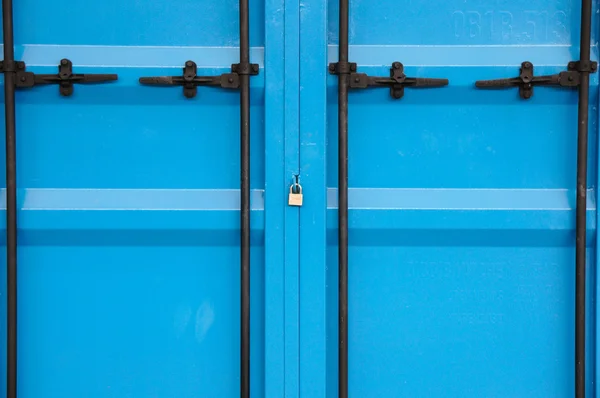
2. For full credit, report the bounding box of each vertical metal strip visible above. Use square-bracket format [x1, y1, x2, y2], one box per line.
[283, 0, 301, 393]
[2, 0, 17, 396]
[264, 0, 286, 393]
[576, 0, 592, 397]
[337, 0, 349, 396]
[240, 0, 251, 396]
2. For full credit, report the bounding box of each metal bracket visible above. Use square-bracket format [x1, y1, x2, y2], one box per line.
[232, 62, 260, 76]
[139, 60, 259, 98]
[475, 60, 598, 99]
[329, 61, 357, 75]
[0, 58, 118, 96]
[329, 61, 449, 99]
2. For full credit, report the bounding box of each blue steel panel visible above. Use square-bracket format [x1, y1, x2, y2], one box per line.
[18, 246, 264, 397]
[14, 0, 265, 46]
[284, 0, 301, 395]
[298, 0, 599, 396]
[0, 0, 289, 396]
[264, 0, 286, 394]
[328, 1, 576, 46]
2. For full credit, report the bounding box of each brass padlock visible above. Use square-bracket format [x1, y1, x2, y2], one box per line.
[288, 184, 303, 206]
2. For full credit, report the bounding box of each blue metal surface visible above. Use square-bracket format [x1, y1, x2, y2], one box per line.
[284, 0, 300, 394]
[299, 0, 329, 395]
[0, 0, 599, 396]
[299, 0, 600, 397]
[0, 0, 287, 397]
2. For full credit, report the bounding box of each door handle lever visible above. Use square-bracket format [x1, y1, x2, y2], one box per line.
[2, 58, 118, 96]
[330, 61, 449, 99]
[475, 61, 597, 99]
[139, 60, 257, 98]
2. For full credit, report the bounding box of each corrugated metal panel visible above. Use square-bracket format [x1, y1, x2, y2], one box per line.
[0, 0, 597, 397]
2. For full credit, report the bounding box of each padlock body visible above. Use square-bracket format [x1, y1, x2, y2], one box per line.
[288, 193, 303, 206]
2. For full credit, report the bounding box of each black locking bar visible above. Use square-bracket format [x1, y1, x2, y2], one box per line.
[239, 1, 254, 397]
[1, 58, 118, 96]
[2, 0, 17, 396]
[475, 60, 597, 99]
[329, 61, 448, 99]
[335, 1, 350, 396]
[575, 1, 593, 397]
[139, 60, 257, 98]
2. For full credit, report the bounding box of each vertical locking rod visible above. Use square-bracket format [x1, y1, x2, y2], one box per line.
[576, 0, 592, 396]
[2, 0, 17, 395]
[240, 0, 251, 396]
[337, 0, 349, 396]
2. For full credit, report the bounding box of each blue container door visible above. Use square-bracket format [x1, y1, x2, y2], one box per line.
[1, 0, 599, 396]
[299, 0, 599, 397]
[0, 0, 290, 397]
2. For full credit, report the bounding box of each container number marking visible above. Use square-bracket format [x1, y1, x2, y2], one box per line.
[452, 10, 568, 42]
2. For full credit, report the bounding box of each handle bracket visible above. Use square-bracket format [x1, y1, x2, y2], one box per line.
[139, 60, 259, 98]
[329, 61, 448, 99]
[475, 61, 598, 99]
[1, 59, 118, 96]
